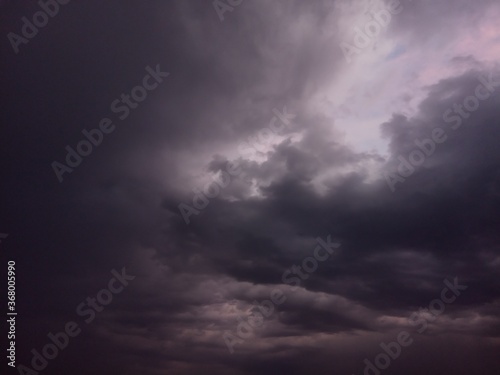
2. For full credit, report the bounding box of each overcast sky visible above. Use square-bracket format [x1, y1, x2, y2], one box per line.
[1, 0, 500, 374]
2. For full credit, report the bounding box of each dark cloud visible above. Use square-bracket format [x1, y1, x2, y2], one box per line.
[1, 0, 500, 374]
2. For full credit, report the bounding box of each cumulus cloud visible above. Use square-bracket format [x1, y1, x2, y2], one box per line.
[2, 0, 500, 374]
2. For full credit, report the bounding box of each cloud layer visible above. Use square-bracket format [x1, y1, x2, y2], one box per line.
[1, 0, 500, 374]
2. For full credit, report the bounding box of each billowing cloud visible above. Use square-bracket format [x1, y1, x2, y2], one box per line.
[1, 0, 499, 374]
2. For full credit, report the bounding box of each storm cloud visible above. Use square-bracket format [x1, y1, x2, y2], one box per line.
[1, 0, 500, 374]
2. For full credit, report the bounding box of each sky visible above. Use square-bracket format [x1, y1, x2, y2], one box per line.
[1, 0, 500, 374]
